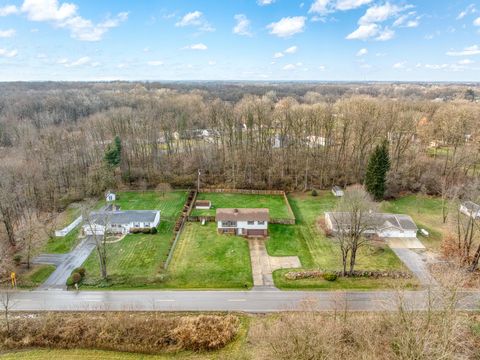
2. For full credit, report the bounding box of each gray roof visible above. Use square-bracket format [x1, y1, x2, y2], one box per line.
[216, 208, 269, 222]
[462, 201, 480, 213]
[326, 212, 417, 232]
[89, 210, 159, 226]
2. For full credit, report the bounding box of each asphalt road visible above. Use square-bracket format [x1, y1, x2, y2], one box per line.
[9, 289, 480, 313]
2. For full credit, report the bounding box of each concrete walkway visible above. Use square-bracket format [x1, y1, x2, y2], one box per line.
[248, 238, 301, 288]
[389, 247, 438, 287]
[34, 236, 96, 290]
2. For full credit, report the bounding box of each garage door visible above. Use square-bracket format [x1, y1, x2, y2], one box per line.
[247, 229, 265, 236]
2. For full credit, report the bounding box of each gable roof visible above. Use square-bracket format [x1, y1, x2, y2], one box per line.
[326, 212, 417, 232]
[462, 201, 480, 213]
[89, 210, 159, 226]
[216, 208, 269, 222]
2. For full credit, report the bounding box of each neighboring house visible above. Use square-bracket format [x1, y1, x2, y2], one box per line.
[105, 191, 116, 202]
[83, 210, 160, 236]
[460, 201, 480, 219]
[331, 186, 344, 197]
[195, 200, 212, 210]
[325, 212, 418, 238]
[216, 208, 269, 237]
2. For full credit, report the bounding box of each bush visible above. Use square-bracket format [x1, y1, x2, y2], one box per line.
[150, 227, 158, 234]
[13, 254, 22, 266]
[142, 228, 151, 234]
[322, 272, 338, 282]
[72, 272, 82, 284]
[73, 267, 86, 277]
[66, 276, 74, 286]
[311, 189, 318, 197]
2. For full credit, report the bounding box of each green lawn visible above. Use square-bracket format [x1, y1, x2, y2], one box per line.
[381, 195, 445, 249]
[163, 222, 252, 289]
[190, 192, 293, 219]
[18, 265, 56, 288]
[81, 191, 188, 289]
[45, 227, 81, 254]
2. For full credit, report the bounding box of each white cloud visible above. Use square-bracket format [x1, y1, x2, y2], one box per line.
[147, 61, 163, 66]
[0, 29, 15, 38]
[20, 0, 128, 41]
[175, 10, 214, 32]
[359, 3, 406, 25]
[393, 12, 419, 28]
[208, 60, 216, 65]
[267, 16, 306, 37]
[309, 0, 372, 14]
[233, 14, 252, 36]
[474, 17, 480, 26]
[446, 45, 480, 56]
[282, 64, 296, 70]
[376, 28, 394, 41]
[258, 0, 275, 5]
[457, 4, 476, 20]
[356, 48, 368, 56]
[346, 23, 378, 40]
[285, 45, 298, 54]
[273, 52, 284, 58]
[393, 61, 406, 69]
[64, 56, 90, 67]
[335, 0, 373, 11]
[0, 5, 19, 16]
[458, 59, 474, 65]
[309, 0, 331, 14]
[0, 48, 17, 57]
[318, 65, 326, 71]
[183, 43, 208, 50]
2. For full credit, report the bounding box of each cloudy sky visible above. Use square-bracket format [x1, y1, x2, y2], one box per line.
[0, 0, 479, 81]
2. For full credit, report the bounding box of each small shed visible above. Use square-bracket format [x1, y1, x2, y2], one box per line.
[105, 191, 116, 202]
[331, 186, 344, 197]
[195, 200, 212, 210]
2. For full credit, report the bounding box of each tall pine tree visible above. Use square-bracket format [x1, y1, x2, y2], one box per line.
[365, 140, 390, 201]
[104, 136, 122, 168]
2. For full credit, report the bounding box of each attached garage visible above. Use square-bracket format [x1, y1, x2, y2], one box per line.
[246, 229, 267, 237]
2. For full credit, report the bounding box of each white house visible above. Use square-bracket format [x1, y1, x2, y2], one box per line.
[325, 212, 418, 238]
[331, 186, 344, 197]
[460, 201, 480, 219]
[216, 208, 269, 237]
[105, 191, 116, 202]
[83, 210, 160, 236]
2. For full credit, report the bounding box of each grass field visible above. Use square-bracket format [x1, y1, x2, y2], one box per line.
[163, 222, 253, 289]
[381, 194, 446, 249]
[18, 265, 56, 288]
[191, 192, 293, 219]
[44, 227, 81, 254]
[81, 191, 187, 289]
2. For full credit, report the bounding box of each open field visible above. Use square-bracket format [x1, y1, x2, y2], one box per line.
[18, 264, 56, 288]
[44, 227, 80, 254]
[191, 192, 293, 219]
[81, 191, 187, 289]
[163, 222, 253, 289]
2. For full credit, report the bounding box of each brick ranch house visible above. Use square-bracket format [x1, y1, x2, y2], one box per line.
[216, 208, 269, 237]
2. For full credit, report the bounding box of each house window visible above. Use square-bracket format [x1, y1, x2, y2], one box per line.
[222, 221, 237, 227]
[258, 221, 265, 225]
[247, 221, 254, 225]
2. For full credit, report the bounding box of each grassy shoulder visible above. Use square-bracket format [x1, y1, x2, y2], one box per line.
[163, 222, 253, 289]
[191, 192, 293, 219]
[44, 227, 81, 254]
[17, 265, 56, 288]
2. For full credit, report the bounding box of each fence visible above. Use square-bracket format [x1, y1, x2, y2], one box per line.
[199, 188, 286, 195]
[55, 215, 83, 237]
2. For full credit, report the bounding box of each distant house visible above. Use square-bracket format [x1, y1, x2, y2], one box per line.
[460, 201, 480, 219]
[216, 208, 269, 237]
[83, 210, 160, 236]
[105, 191, 116, 202]
[331, 186, 344, 197]
[325, 212, 418, 238]
[195, 200, 212, 210]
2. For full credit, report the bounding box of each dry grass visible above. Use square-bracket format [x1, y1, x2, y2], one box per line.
[0, 313, 239, 354]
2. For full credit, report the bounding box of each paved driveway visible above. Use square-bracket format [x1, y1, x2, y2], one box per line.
[248, 238, 301, 288]
[34, 236, 96, 290]
[390, 247, 438, 286]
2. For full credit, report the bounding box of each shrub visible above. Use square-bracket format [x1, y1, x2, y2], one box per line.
[72, 272, 82, 284]
[142, 228, 151, 234]
[66, 276, 74, 286]
[13, 254, 22, 266]
[150, 227, 158, 234]
[73, 267, 86, 278]
[311, 189, 318, 197]
[322, 272, 338, 282]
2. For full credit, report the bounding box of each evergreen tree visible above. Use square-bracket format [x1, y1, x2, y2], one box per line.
[365, 140, 390, 201]
[104, 136, 122, 168]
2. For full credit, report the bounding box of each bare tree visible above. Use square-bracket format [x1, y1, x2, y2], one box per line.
[0, 287, 16, 334]
[156, 182, 172, 197]
[331, 185, 378, 276]
[83, 208, 111, 280]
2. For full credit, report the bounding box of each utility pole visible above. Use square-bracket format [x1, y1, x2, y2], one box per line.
[197, 169, 201, 192]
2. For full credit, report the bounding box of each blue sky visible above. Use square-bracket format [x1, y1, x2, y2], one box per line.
[0, 0, 479, 81]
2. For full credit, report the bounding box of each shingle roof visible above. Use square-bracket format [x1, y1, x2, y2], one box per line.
[216, 208, 269, 222]
[89, 210, 159, 226]
[326, 212, 417, 232]
[462, 201, 480, 213]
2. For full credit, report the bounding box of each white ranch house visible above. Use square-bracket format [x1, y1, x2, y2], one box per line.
[216, 208, 269, 237]
[325, 212, 418, 238]
[83, 210, 160, 236]
[460, 201, 480, 219]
